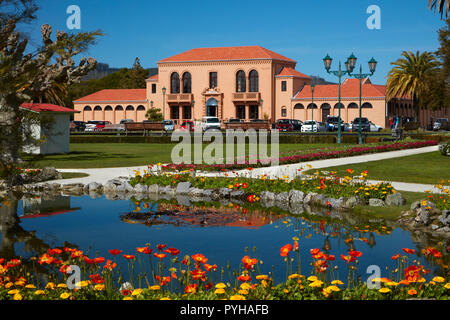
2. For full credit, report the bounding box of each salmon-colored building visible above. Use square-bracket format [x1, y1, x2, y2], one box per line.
[73, 45, 447, 128]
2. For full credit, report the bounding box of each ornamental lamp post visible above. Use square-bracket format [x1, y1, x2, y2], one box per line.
[162, 86, 166, 121]
[349, 57, 377, 144]
[323, 53, 356, 144]
[311, 83, 315, 126]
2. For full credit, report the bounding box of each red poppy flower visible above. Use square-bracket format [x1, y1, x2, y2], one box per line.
[123, 254, 135, 260]
[190, 269, 206, 281]
[83, 256, 95, 264]
[157, 244, 167, 251]
[241, 256, 258, 270]
[48, 248, 62, 255]
[165, 248, 180, 256]
[108, 249, 122, 256]
[89, 274, 105, 284]
[293, 241, 299, 252]
[122, 289, 132, 296]
[137, 247, 152, 254]
[280, 244, 293, 257]
[184, 283, 197, 294]
[237, 274, 251, 282]
[242, 182, 248, 189]
[404, 265, 421, 282]
[103, 260, 117, 270]
[93, 257, 105, 264]
[402, 248, 415, 254]
[247, 195, 255, 203]
[204, 264, 217, 272]
[348, 250, 362, 258]
[341, 254, 356, 264]
[156, 275, 171, 286]
[191, 253, 208, 264]
[325, 254, 335, 261]
[391, 254, 401, 260]
[39, 253, 54, 265]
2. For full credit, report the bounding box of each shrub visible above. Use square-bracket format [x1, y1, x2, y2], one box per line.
[439, 141, 450, 156]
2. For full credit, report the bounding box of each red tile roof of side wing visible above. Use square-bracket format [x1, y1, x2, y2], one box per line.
[294, 80, 387, 99]
[276, 67, 311, 79]
[73, 89, 147, 102]
[158, 46, 296, 63]
[20, 103, 79, 113]
[147, 74, 158, 81]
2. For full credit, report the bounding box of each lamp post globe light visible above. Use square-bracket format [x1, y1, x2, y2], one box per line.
[350, 57, 377, 144]
[323, 53, 357, 144]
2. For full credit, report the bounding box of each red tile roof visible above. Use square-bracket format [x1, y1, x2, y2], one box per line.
[276, 66, 311, 79]
[293, 78, 386, 99]
[73, 89, 147, 102]
[20, 103, 79, 113]
[159, 46, 296, 63]
[147, 74, 158, 81]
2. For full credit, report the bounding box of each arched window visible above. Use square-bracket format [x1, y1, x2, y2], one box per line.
[83, 106, 92, 111]
[126, 105, 134, 111]
[170, 72, 180, 94]
[347, 103, 358, 109]
[94, 106, 102, 111]
[182, 72, 191, 93]
[294, 103, 305, 109]
[362, 103, 373, 109]
[105, 105, 113, 111]
[307, 103, 318, 109]
[115, 105, 123, 111]
[249, 70, 259, 92]
[281, 107, 287, 117]
[236, 70, 246, 92]
[334, 103, 345, 109]
[137, 105, 146, 111]
[320, 103, 331, 109]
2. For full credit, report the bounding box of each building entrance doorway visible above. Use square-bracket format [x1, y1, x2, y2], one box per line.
[206, 98, 218, 117]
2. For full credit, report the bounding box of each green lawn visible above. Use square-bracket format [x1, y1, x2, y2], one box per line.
[308, 151, 449, 185]
[22, 142, 363, 169]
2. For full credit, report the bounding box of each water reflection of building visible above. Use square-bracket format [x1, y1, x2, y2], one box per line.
[21, 195, 79, 219]
[121, 203, 280, 229]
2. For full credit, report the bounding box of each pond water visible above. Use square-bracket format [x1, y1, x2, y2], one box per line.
[0, 193, 448, 285]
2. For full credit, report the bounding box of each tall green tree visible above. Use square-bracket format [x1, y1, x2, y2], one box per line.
[428, 0, 449, 18]
[0, 0, 102, 186]
[386, 51, 440, 121]
[121, 57, 149, 89]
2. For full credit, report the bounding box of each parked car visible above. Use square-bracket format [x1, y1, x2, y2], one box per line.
[163, 120, 175, 131]
[343, 123, 351, 132]
[180, 121, 195, 132]
[369, 121, 383, 132]
[351, 117, 370, 132]
[275, 119, 302, 132]
[202, 116, 221, 131]
[85, 121, 111, 132]
[70, 121, 86, 132]
[433, 118, 449, 131]
[301, 120, 325, 132]
[326, 116, 345, 132]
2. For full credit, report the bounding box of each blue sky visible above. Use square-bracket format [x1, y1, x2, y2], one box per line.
[25, 0, 447, 84]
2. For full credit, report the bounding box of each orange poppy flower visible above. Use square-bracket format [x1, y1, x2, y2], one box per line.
[402, 248, 415, 254]
[191, 254, 208, 264]
[103, 260, 117, 270]
[154, 253, 166, 260]
[164, 248, 180, 256]
[137, 247, 152, 254]
[93, 257, 105, 264]
[184, 284, 197, 294]
[280, 244, 293, 257]
[237, 274, 251, 282]
[157, 244, 167, 251]
[48, 248, 62, 255]
[241, 256, 258, 270]
[391, 254, 401, 260]
[407, 289, 417, 295]
[123, 254, 135, 260]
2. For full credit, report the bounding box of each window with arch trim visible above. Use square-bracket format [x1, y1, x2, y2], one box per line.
[236, 70, 246, 92]
[170, 72, 180, 94]
[182, 72, 191, 93]
[249, 70, 259, 92]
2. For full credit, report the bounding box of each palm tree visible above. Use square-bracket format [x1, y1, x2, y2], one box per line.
[428, 0, 449, 18]
[386, 51, 440, 121]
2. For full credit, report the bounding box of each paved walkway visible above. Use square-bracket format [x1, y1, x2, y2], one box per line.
[52, 145, 447, 193]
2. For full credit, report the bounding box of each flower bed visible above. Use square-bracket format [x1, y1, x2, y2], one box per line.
[0, 243, 448, 300]
[161, 140, 438, 172]
[130, 169, 397, 203]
